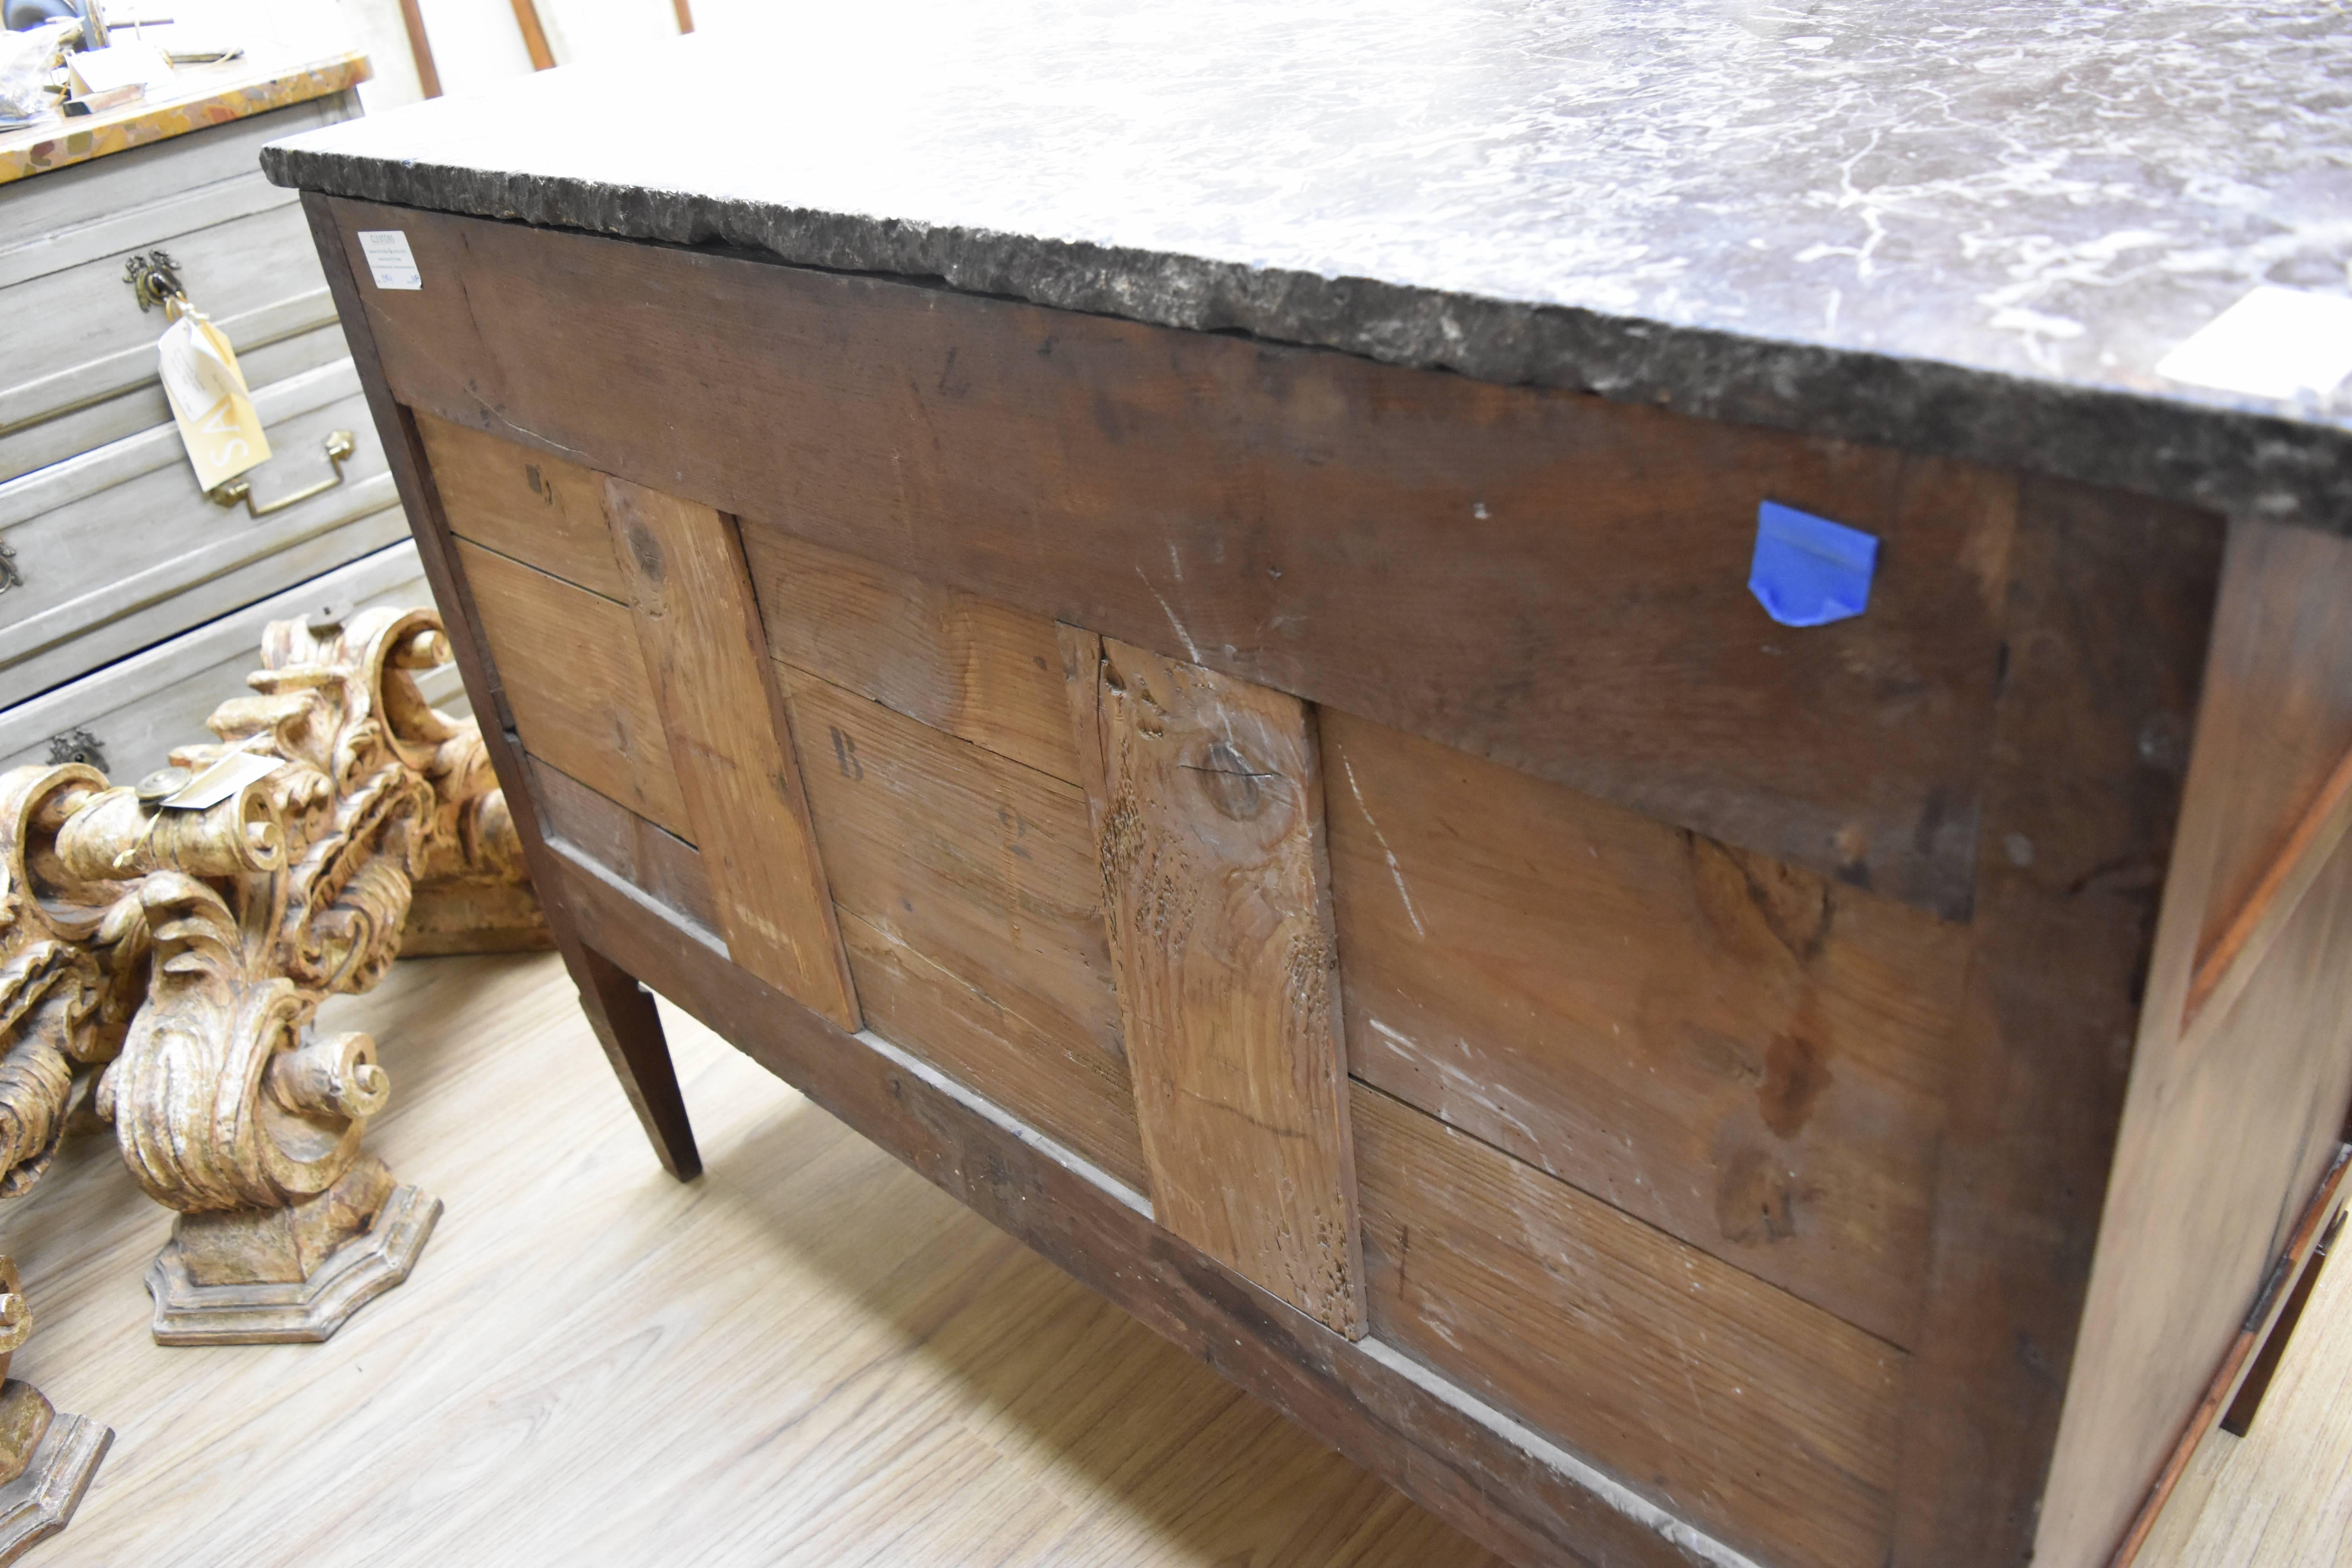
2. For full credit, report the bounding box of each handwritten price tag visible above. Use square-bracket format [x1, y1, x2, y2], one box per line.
[157, 310, 270, 493]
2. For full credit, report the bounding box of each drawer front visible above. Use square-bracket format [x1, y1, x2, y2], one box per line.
[0, 361, 403, 704]
[0, 539, 462, 782]
[0, 320, 352, 485]
[0, 94, 352, 292]
[0, 200, 337, 441]
[339, 198, 2017, 922]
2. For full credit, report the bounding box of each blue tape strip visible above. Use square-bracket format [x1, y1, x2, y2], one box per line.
[1748, 501, 1879, 627]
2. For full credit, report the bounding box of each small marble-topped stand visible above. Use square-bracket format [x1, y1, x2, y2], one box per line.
[2, 45, 368, 185]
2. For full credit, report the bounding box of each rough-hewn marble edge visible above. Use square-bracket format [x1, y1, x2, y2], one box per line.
[260, 146, 2352, 537]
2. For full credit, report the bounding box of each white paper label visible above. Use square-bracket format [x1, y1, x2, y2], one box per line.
[2156, 286, 2352, 403]
[357, 230, 423, 291]
[161, 748, 282, 811]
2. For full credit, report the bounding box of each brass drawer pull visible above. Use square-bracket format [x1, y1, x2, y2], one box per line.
[208, 431, 357, 519]
[44, 730, 106, 773]
[124, 251, 188, 313]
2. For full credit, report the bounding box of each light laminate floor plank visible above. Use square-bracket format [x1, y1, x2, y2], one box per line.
[2141, 1217, 2352, 1568]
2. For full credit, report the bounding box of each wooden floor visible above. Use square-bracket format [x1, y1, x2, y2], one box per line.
[0, 949, 2341, 1566]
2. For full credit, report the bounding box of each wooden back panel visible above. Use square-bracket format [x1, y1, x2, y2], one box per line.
[421, 410, 628, 598]
[744, 529, 1082, 785]
[423, 412, 1148, 1182]
[785, 668, 1145, 1189]
[453, 538, 689, 836]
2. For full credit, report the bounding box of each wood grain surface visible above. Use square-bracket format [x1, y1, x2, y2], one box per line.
[603, 475, 860, 1029]
[454, 537, 691, 837]
[1072, 633, 1365, 1339]
[832, 907, 1147, 1191]
[2031, 512, 2352, 1568]
[1325, 708, 1961, 1350]
[334, 196, 2021, 920]
[526, 754, 722, 937]
[417, 410, 629, 600]
[2042, 837, 2352, 1566]
[744, 527, 1082, 784]
[2185, 743, 2352, 1032]
[783, 668, 1139, 1185]
[1355, 1082, 1908, 1568]
[2182, 522, 2352, 968]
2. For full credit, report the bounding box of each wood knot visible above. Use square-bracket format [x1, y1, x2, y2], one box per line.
[1191, 739, 1275, 820]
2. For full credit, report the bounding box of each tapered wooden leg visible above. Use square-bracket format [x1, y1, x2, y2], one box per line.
[569, 944, 700, 1181]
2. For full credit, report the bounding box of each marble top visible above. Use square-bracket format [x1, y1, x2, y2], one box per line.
[261, 2, 2352, 530]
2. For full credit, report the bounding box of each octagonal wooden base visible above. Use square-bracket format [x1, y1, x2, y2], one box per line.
[0, 1401, 110, 1566]
[146, 1185, 443, 1346]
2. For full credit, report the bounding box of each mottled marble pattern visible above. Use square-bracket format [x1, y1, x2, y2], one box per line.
[260, 4, 2352, 529]
[2, 51, 369, 185]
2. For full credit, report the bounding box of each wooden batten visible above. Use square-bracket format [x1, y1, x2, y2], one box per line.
[601, 476, 860, 1031]
[1065, 631, 1365, 1338]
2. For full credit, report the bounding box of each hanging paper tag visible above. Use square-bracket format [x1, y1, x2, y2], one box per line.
[158, 309, 270, 493]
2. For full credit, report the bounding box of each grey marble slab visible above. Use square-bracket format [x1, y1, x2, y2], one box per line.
[262, 1, 2352, 530]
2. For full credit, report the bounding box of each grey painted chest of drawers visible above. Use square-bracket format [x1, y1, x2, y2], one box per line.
[0, 49, 457, 780]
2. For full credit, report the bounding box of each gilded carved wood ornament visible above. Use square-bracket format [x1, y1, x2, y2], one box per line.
[0, 603, 541, 1553]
